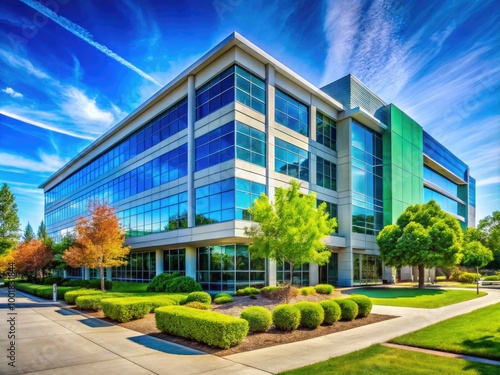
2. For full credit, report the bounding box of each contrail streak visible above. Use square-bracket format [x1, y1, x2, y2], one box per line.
[19, 0, 163, 87]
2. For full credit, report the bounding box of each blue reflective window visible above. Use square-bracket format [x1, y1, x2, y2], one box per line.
[235, 178, 265, 220]
[195, 178, 235, 225]
[316, 112, 336, 151]
[274, 138, 309, 181]
[423, 132, 468, 180]
[317, 157, 337, 191]
[45, 97, 188, 204]
[469, 177, 476, 207]
[317, 199, 338, 233]
[195, 122, 235, 171]
[424, 166, 459, 197]
[235, 122, 266, 167]
[275, 89, 309, 136]
[424, 187, 465, 220]
[235, 66, 266, 114]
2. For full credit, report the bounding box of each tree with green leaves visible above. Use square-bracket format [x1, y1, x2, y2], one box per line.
[0, 183, 20, 256]
[23, 222, 35, 242]
[244, 180, 337, 298]
[478, 211, 500, 269]
[52, 233, 75, 271]
[462, 227, 493, 294]
[377, 200, 463, 288]
[37, 220, 49, 243]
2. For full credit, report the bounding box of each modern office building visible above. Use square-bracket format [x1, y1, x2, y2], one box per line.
[40, 33, 475, 289]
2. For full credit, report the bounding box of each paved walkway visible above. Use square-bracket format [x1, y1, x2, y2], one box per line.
[0, 287, 499, 374]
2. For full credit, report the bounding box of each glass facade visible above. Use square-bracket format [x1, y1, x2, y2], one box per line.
[469, 177, 476, 207]
[195, 121, 266, 171]
[112, 251, 156, 282]
[317, 199, 338, 233]
[118, 192, 188, 237]
[353, 253, 382, 285]
[236, 178, 266, 220]
[424, 187, 466, 219]
[275, 138, 309, 181]
[316, 112, 336, 151]
[46, 98, 188, 204]
[276, 262, 309, 286]
[275, 89, 309, 136]
[195, 65, 265, 120]
[351, 121, 383, 234]
[163, 249, 186, 274]
[423, 131, 468, 180]
[316, 156, 337, 191]
[197, 244, 265, 291]
[424, 166, 459, 196]
[319, 253, 338, 285]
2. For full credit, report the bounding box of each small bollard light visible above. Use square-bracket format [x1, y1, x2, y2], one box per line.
[53, 283, 57, 302]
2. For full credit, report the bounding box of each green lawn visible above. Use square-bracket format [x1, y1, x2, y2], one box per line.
[345, 287, 486, 308]
[391, 303, 500, 360]
[111, 281, 149, 292]
[279, 344, 499, 375]
[397, 281, 478, 289]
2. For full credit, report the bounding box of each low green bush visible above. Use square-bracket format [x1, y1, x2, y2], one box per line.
[350, 295, 372, 318]
[435, 276, 447, 282]
[215, 292, 232, 298]
[64, 288, 103, 304]
[294, 302, 324, 329]
[240, 306, 272, 332]
[15, 283, 79, 299]
[333, 298, 358, 321]
[75, 293, 128, 311]
[155, 306, 249, 349]
[458, 272, 477, 284]
[167, 276, 203, 293]
[43, 276, 66, 285]
[299, 287, 317, 296]
[260, 286, 280, 298]
[214, 295, 234, 304]
[261, 285, 299, 301]
[235, 287, 260, 296]
[186, 291, 212, 305]
[61, 279, 112, 290]
[184, 301, 210, 310]
[146, 272, 179, 292]
[319, 300, 341, 325]
[250, 294, 258, 300]
[272, 304, 301, 331]
[484, 275, 500, 281]
[314, 284, 334, 295]
[101, 297, 176, 322]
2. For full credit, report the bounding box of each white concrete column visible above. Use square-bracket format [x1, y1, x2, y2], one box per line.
[310, 105, 317, 141]
[309, 263, 319, 286]
[337, 248, 353, 286]
[267, 259, 277, 286]
[106, 268, 112, 281]
[265, 64, 276, 202]
[63, 270, 67, 278]
[187, 74, 196, 228]
[155, 249, 164, 276]
[185, 246, 197, 279]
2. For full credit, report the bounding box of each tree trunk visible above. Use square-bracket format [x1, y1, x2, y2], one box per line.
[100, 267, 105, 292]
[418, 265, 425, 289]
[286, 263, 295, 304]
[476, 266, 479, 295]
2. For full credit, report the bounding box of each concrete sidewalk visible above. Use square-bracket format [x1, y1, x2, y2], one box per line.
[0, 287, 498, 374]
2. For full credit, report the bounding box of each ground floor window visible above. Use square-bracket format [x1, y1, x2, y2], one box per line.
[277, 262, 309, 286]
[319, 252, 338, 285]
[353, 253, 382, 285]
[163, 249, 185, 275]
[66, 267, 82, 278]
[112, 251, 156, 282]
[197, 244, 265, 291]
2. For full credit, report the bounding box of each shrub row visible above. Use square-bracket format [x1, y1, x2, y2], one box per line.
[484, 275, 500, 281]
[155, 306, 248, 349]
[213, 293, 234, 304]
[15, 282, 80, 299]
[75, 293, 130, 310]
[299, 286, 317, 296]
[458, 272, 478, 284]
[240, 306, 272, 332]
[314, 284, 334, 295]
[235, 287, 260, 296]
[61, 279, 113, 290]
[101, 295, 183, 322]
[147, 273, 202, 293]
[64, 288, 106, 304]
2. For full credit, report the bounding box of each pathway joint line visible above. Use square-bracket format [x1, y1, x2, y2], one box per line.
[382, 343, 500, 366]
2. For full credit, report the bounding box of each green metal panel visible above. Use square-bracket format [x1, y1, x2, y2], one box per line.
[392, 133, 403, 167]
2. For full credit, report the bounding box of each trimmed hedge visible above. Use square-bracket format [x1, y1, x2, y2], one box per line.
[240, 306, 272, 332]
[260, 286, 280, 298]
[184, 301, 210, 310]
[146, 272, 178, 292]
[319, 300, 341, 325]
[101, 296, 177, 322]
[350, 295, 372, 318]
[294, 302, 324, 329]
[333, 298, 358, 321]
[235, 287, 260, 296]
[43, 276, 66, 285]
[168, 276, 203, 293]
[15, 283, 80, 299]
[64, 288, 104, 304]
[155, 306, 249, 349]
[484, 275, 500, 281]
[273, 304, 301, 331]
[299, 287, 317, 296]
[75, 293, 129, 310]
[61, 279, 113, 290]
[186, 291, 212, 305]
[213, 295, 234, 304]
[458, 272, 477, 284]
[314, 284, 334, 295]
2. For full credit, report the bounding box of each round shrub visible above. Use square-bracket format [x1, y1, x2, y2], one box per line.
[319, 300, 341, 325]
[235, 287, 261, 296]
[314, 283, 334, 295]
[215, 292, 232, 298]
[186, 291, 212, 305]
[214, 295, 234, 304]
[185, 301, 210, 310]
[333, 298, 358, 321]
[294, 302, 324, 329]
[250, 294, 258, 300]
[299, 287, 317, 296]
[240, 306, 272, 332]
[350, 295, 372, 318]
[272, 304, 301, 331]
[146, 272, 179, 292]
[458, 272, 477, 284]
[167, 276, 203, 293]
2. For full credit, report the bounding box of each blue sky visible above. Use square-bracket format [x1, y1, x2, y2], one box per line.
[0, 0, 499, 232]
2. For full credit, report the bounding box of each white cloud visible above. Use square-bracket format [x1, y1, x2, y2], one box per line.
[0, 49, 50, 80]
[20, 0, 163, 87]
[2, 87, 23, 98]
[477, 176, 500, 186]
[0, 151, 69, 173]
[61, 87, 115, 129]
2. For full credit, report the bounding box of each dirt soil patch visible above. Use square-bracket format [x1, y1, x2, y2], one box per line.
[76, 291, 397, 356]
